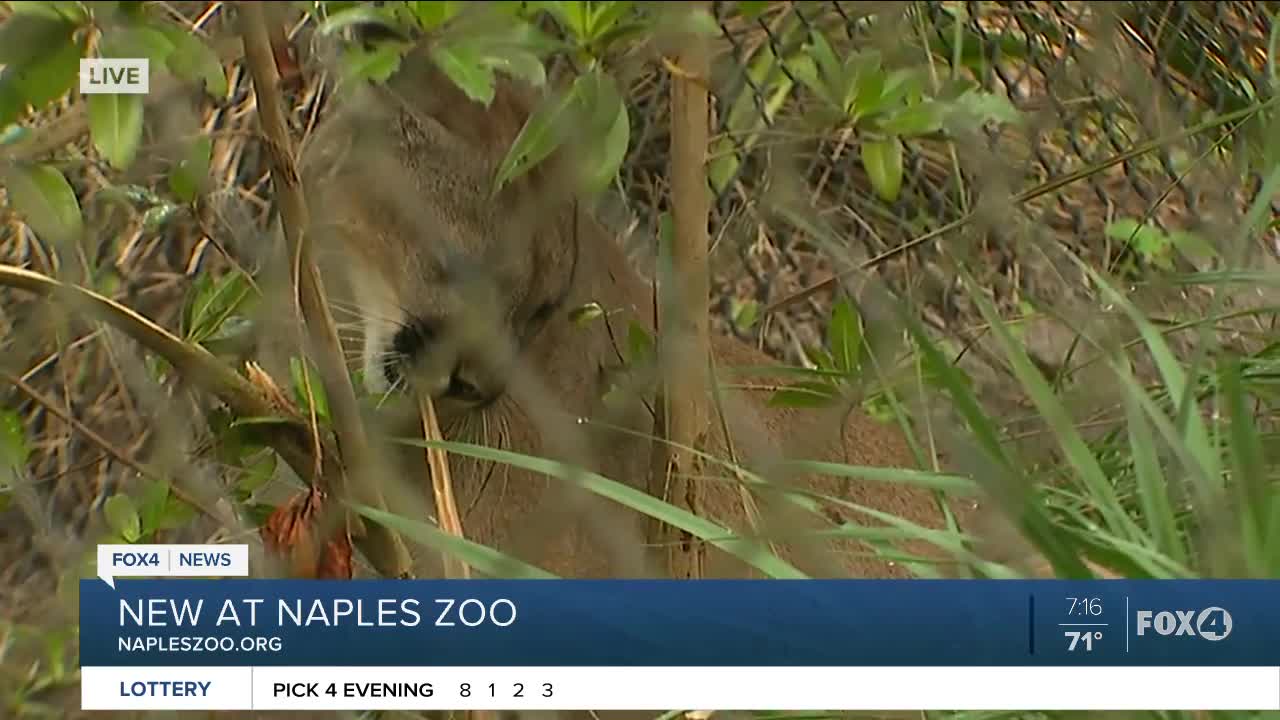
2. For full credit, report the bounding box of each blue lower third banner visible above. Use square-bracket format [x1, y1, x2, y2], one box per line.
[82, 579, 1276, 666]
[79, 579, 1280, 711]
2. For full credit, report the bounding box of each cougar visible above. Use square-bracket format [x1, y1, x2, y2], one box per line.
[296, 44, 972, 582]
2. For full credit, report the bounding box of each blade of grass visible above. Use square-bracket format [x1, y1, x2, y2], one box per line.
[961, 264, 1141, 543]
[771, 459, 979, 495]
[1124, 392, 1187, 565]
[351, 504, 557, 579]
[1221, 359, 1268, 576]
[1075, 258, 1221, 498]
[901, 307, 1092, 578]
[393, 438, 810, 579]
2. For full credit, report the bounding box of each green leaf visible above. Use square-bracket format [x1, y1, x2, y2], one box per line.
[482, 49, 547, 88]
[877, 101, 944, 136]
[115, 1, 146, 20]
[626, 321, 654, 366]
[0, 70, 24, 128]
[156, 494, 197, 532]
[493, 85, 574, 190]
[4, 25, 83, 111]
[0, 13, 76, 66]
[235, 451, 277, 499]
[141, 202, 180, 232]
[99, 25, 175, 65]
[555, 0, 593, 40]
[587, 1, 634, 40]
[569, 301, 605, 326]
[340, 42, 408, 85]
[572, 68, 630, 192]
[3, 163, 83, 245]
[0, 409, 30, 473]
[805, 30, 843, 96]
[1106, 218, 1178, 270]
[945, 90, 1022, 132]
[201, 315, 255, 358]
[582, 86, 629, 192]
[88, 92, 145, 170]
[184, 269, 256, 343]
[827, 298, 862, 375]
[9, 1, 87, 22]
[104, 494, 142, 543]
[94, 183, 159, 208]
[290, 357, 331, 423]
[844, 51, 883, 117]
[787, 54, 836, 112]
[730, 298, 759, 331]
[163, 29, 228, 98]
[806, 345, 836, 372]
[135, 478, 171, 537]
[409, 0, 461, 29]
[429, 43, 496, 106]
[1103, 217, 1146, 242]
[1167, 230, 1219, 265]
[871, 68, 928, 113]
[861, 137, 904, 203]
[400, 438, 810, 579]
[678, 7, 720, 37]
[169, 135, 212, 202]
[318, 4, 400, 34]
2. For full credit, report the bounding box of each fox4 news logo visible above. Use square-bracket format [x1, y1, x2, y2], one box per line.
[1135, 607, 1233, 641]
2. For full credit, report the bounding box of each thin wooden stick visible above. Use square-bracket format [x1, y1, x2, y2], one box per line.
[418, 394, 471, 580]
[238, 2, 411, 578]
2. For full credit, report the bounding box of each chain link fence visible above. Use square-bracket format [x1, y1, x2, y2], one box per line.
[616, 1, 1275, 367]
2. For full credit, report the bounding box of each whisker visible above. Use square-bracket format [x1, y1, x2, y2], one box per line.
[375, 374, 406, 410]
[328, 300, 409, 329]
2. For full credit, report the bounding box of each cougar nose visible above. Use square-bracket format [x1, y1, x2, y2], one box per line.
[385, 321, 503, 406]
[383, 320, 439, 390]
[443, 369, 492, 405]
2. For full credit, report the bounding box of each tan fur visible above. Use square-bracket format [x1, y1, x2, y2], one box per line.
[301, 48, 972, 581]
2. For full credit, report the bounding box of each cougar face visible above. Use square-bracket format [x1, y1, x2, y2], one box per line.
[306, 57, 578, 417]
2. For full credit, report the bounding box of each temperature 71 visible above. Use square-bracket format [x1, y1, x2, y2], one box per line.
[1065, 630, 1102, 652]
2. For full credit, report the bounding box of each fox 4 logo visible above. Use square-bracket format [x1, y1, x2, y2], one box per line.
[1135, 607, 1233, 641]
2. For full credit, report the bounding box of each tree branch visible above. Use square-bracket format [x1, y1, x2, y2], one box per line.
[0, 263, 402, 575]
[236, 2, 412, 578]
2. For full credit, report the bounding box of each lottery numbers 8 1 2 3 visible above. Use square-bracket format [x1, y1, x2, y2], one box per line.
[458, 682, 553, 699]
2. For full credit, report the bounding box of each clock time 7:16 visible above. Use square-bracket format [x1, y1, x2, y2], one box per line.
[1067, 597, 1103, 616]
[1065, 597, 1104, 652]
